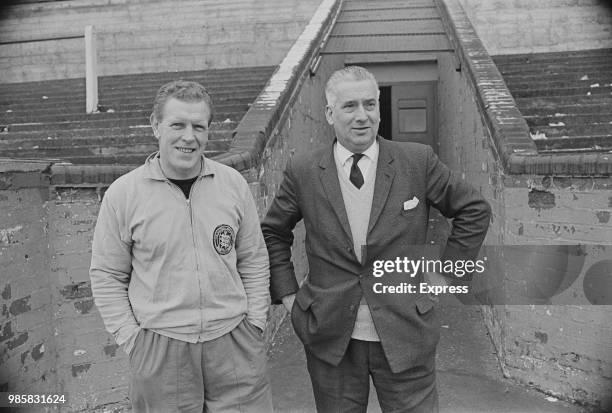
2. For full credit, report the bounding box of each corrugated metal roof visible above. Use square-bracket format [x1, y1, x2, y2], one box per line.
[323, 0, 451, 55]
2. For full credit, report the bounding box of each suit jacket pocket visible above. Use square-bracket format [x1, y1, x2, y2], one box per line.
[291, 283, 349, 346]
[295, 286, 315, 311]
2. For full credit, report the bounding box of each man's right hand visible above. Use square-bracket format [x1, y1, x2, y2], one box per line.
[281, 294, 296, 312]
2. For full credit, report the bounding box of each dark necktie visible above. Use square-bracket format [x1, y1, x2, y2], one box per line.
[350, 153, 364, 189]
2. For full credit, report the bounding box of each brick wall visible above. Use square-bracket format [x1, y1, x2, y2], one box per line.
[436, 43, 612, 410]
[0, 161, 59, 399]
[0, 0, 323, 83]
[457, 0, 612, 54]
[49, 187, 130, 411]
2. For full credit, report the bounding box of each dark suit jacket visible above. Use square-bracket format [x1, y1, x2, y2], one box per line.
[261, 138, 491, 373]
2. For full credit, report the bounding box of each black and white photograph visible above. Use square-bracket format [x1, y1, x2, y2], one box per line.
[0, 0, 611, 412]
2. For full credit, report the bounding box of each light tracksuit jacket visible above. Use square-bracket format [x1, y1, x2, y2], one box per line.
[90, 153, 270, 355]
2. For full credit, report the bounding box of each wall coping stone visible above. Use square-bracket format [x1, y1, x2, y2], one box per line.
[437, 0, 612, 177]
[0, 158, 53, 190]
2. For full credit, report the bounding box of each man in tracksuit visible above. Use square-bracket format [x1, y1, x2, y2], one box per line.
[90, 80, 273, 412]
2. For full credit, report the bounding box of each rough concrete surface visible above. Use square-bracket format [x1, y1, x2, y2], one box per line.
[268, 298, 592, 413]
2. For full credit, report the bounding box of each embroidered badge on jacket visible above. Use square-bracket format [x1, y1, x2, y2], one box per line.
[213, 224, 235, 255]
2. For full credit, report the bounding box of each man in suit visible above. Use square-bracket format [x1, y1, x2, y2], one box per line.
[261, 66, 491, 412]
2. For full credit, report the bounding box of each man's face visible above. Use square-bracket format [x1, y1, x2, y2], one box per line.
[150, 98, 211, 179]
[325, 79, 380, 153]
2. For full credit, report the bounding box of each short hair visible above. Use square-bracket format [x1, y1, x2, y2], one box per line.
[325, 66, 380, 107]
[152, 80, 214, 125]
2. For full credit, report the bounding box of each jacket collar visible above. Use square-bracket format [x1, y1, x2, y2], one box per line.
[318, 137, 394, 169]
[143, 152, 215, 181]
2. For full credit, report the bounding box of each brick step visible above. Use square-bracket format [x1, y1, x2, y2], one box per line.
[0, 94, 256, 114]
[0, 66, 275, 94]
[504, 77, 612, 91]
[520, 104, 611, 117]
[0, 78, 271, 103]
[498, 70, 612, 83]
[525, 113, 612, 126]
[97, 76, 274, 92]
[0, 127, 235, 142]
[47, 151, 225, 165]
[0, 143, 158, 157]
[0, 97, 256, 120]
[534, 135, 612, 152]
[97, 81, 269, 96]
[0, 85, 266, 106]
[0, 134, 155, 149]
[1, 112, 244, 132]
[529, 123, 612, 138]
[0, 66, 276, 93]
[496, 58, 612, 71]
[0, 105, 249, 124]
[496, 61, 612, 76]
[493, 50, 612, 63]
[0, 138, 231, 157]
[515, 95, 612, 109]
[511, 85, 612, 98]
[495, 57, 612, 73]
[493, 48, 612, 64]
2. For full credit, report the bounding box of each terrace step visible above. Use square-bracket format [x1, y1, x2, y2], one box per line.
[0, 66, 275, 94]
[56, 151, 226, 165]
[0, 85, 266, 108]
[510, 85, 612, 99]
[0, 138, 231, 158]
[0, 128, 234, 143]
[1, 113, 243, 132]
[0, 99, 254, 119]
[494, 49, 612, 154]
[493, 48, 612, 64]
[528, 123, 612, 138]
[534, 135, 612, 153]
[516, 96, 612, 111]
[0, 65, 273, 163]
[526, 113, 612, 126]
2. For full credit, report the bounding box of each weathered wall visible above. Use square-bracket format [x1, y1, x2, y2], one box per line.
[0, 0, 323, 83]
[436, 50, 510, 362]
[457, 0, 612, 55]
[436, 49, 612, 410]
[437, 52, 506, 246]
[258, 54, 343, 217]
[0, 162, 58, 399]
[501, 176, 612, 409]
[49, 187, 129, 411]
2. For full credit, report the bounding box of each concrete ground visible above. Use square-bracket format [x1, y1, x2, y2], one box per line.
[268, 299, 591, 413]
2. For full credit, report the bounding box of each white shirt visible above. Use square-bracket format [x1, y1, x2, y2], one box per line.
[334, 139, 379, 182]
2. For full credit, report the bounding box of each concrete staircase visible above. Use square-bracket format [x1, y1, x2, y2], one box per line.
[493, 48, 612, 154]
[0, 66, 275, 164]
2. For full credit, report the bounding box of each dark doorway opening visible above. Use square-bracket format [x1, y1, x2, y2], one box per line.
[378, 86, 392, 140]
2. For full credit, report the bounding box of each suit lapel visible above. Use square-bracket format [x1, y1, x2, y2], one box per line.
[367, 138, 396, 234]
[318, 145, 354, 243]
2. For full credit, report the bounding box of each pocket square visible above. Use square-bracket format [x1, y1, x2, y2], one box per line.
[403, 197, 419, 210]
